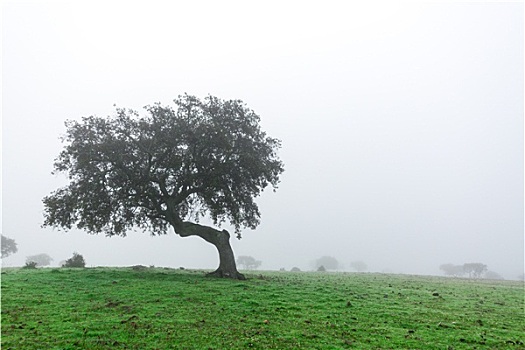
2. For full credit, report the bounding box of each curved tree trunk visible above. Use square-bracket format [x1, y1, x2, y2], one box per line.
[170, 220, 245, 280]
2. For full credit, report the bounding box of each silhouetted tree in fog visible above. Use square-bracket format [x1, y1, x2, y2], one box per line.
[350, 260, 368, 272]
[314, 256, 339, 271]
[463, 263, 487, 279]
[439, 263, 465, 277]
[484, 270, 503, 280]
[441, 263, 490, 279]
[42, 94, 284, 280]
[236, 256, 262, 270]
[1, 235, 18, 258]
[26, 253, 53, 267]
[62, 252, 86, 268]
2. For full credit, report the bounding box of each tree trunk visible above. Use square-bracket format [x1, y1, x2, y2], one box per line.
[171, 220, 245, 280]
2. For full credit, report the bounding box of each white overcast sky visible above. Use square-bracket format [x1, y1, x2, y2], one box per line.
[2, 1, 523, 279]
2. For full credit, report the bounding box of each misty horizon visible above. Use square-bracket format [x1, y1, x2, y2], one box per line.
[2, 1, 523, 280]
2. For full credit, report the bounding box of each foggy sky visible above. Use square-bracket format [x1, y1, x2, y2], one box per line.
[2, 1, 523, 279]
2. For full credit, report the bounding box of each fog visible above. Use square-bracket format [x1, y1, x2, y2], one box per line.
[2, 1, 523, 279]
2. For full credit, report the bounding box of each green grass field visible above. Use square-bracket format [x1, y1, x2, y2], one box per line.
[1, 267, 523, 349]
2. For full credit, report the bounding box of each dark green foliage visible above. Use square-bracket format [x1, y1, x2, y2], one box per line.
[42, 95, 283, 279]
[62, 252, 86, 268]
[317, 265, 326, 272]
[1, 235, 18, 258]
[42, 94, 284, 238]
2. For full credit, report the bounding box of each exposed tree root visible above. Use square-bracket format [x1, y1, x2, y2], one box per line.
[206, 268, 246, 280]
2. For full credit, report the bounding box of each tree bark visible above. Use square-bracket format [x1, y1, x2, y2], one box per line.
[170, 220, 245, 280]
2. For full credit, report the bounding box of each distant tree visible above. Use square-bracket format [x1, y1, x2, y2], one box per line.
[463, 263, 487, 279]
[26, 253, 53, 267]
[62, 252, 86, 268]
[236, 255, 262, 270]
[484, 270, 504, 280]
[314, 256, 339, 271]
[439, 263, 465, 277]
[290, 267, 301, 272]
[350, 260, 368, 272]
[42, 94, 284, 280]
[23, 261, 38, 269]
[317, 265, 327, 272]
[1, 235, 18, 258]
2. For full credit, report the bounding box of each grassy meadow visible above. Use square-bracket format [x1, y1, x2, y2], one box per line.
[1, 267, 523, 349]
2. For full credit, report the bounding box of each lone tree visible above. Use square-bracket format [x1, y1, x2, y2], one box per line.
[314, 256, 339, 271]
[350, 260, 368, 272]
[484, 270, 503, 280]
[236, 255, 262, 270]
[62, 252, 86, 268]
[26, 253, 53, 267]
[439, 263, 465, 277]
[463, 263, 487, 279]
[1, 235, 18, 258]
[42, 94, 284, 280]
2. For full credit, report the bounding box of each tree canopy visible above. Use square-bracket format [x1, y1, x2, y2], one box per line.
[1, 235, 18, 258]
[236, 255, 262, 270]
[62, 252, 86, 268]
[26, 253, 53, 267]
[350, 260, 368, 272]
[463, 263, 487, 279]
[314, 256, 339, 271]
[439, 263, 465, 277]
[440, 263, 489, 279]
[43, 94, 284, 279]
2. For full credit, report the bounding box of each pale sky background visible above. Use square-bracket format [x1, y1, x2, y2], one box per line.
[2, 1, 523, 279]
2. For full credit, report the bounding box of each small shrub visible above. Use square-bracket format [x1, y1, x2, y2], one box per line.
[23, 261, 38, 269]
[62, 252, 86, 268]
